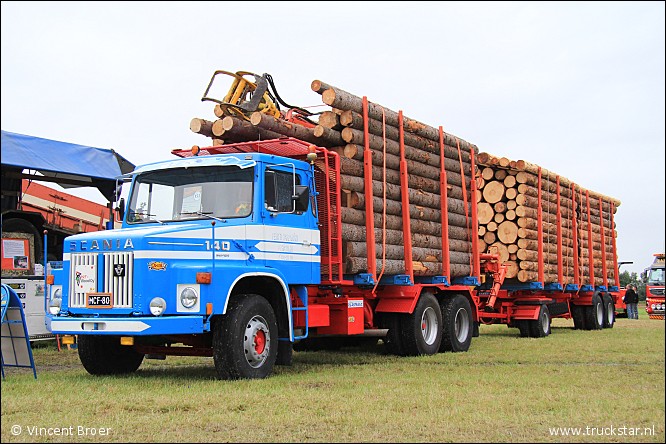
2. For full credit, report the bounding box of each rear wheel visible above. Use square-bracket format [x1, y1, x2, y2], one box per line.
[440, 294, 473, 352]
[400, 292, 442, 356]
[584, 293, 604, 330]
[603, 294, 615, 329]
[78, 335, 144, 375]
[528, 305, 551, 338]
[571, 304, 585, 330]
[516, 320, 530, 338]
[213, 294, 278, 380]
[381, 313, 407, 356]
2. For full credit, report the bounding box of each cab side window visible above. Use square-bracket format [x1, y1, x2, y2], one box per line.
[265, 169, 302, 213]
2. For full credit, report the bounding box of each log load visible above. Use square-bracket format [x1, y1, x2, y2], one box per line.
[308, 81, 479, 278]
[188, 75, 621, 286]
[476, 152, 621, 286]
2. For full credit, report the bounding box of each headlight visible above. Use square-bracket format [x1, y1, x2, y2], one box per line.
[149, 297, 167, 316]
[180, 287, 198, 309]
[48, 288, 62, 315]
[651, 304, 656, 310]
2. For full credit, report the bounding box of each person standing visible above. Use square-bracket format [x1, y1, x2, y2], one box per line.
[624, 284, 639, 320]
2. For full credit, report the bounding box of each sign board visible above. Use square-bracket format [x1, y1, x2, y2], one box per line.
[1, 283, 37, 379]
[1, 233, 35, 276]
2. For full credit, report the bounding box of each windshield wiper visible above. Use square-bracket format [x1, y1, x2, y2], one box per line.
[180, 211, 227, 223]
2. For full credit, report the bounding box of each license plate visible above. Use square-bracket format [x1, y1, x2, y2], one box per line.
[86, 293, 113, 308]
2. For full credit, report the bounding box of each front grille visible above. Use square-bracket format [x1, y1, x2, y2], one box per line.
[69, 252, 134, 308]
[69, 253, 98, 308]
[649, 288, 665, 296]
[104, 252, 134, 308]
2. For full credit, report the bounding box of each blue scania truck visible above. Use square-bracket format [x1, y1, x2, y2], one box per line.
[46, 73, 625, 380]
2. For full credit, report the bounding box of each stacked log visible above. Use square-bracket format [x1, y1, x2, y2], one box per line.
[476, 153, 620, 286]
[188, 77, 621, 286]
[304, 81, 479, 278]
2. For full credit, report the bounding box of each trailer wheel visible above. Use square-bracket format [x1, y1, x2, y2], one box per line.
[584, 293, 604, 330]
[528, 305, 551, 338]
[213, 294, 278, 380]
[381, 313, 407, 356]
[439, 294, 473, 352]
[602, 294, 615, 329]
[78, 335, 144, 375]
[571, 305, 585, 330]
[401, 292, 442, 355]
[516, 320, 530, 338]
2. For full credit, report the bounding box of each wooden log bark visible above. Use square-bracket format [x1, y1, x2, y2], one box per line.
[345, 256, 471, 277]
[317, 110, 343, 130]
[251, 112, 327, 146]
[342, 224, 472, 253]
[342, 144, 472, 181]
[314, 83, 477, 157]
[190, 118, 215, 138]
[342, 191, 469, 227]
[496, 220, 518, 244]
[313, 125, 346, 146]
[222, 115, 283, 141]
[344, 241, 472, 264]
[482, 180, 505, 204]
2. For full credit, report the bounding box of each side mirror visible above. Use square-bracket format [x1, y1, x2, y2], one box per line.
[116, 198, 125, 222]
[293, 185, 309, 213]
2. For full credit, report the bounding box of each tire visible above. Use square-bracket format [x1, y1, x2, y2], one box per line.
[213, 294, 278, 380]
[602, 294, 615, 329]
[275, 340, 293, 366]
[516, 320, 530, 338]
[440, 294, 473, 352]
[401, 292, 443, 356]
[584, 293, 604, 330]
[2, 218, 43, 263]
[382, 313, 407, 356]
[78, 335, 144, 375]
[571, 304, 585, 330]
[528, 305, 551, 338]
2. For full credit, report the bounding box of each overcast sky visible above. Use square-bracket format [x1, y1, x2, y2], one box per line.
[2, 1, 664, 277]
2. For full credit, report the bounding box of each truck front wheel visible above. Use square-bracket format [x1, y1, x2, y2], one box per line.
[213, 294, 278, 380]
[439, 294, 473, 352]
[78, 335, 144, 375]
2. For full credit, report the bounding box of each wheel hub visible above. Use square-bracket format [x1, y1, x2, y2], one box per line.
[243, 316, 270, 368]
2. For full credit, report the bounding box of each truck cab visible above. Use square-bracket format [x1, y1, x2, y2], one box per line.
[645, 253, 665, 320]
[47, 139, 321, 379]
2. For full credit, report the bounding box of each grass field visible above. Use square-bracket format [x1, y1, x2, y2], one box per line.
[1, 308, 664, 443]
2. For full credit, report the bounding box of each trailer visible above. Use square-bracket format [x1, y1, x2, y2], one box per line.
[45, 72, 625, 379]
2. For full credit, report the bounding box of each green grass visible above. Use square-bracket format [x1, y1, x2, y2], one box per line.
[2, 308, 664, 443]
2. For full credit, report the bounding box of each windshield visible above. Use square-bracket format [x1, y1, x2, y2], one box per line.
[127, 166, 253, 223]
[648, 267, 665, 285]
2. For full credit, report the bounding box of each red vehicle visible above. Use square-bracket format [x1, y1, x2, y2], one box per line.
[645, 253, 665, 320]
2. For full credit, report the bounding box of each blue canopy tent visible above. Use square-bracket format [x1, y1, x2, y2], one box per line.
[1, 130, 135, 202]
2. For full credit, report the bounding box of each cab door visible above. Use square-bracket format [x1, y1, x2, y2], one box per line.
[259, 163, 318, 284]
